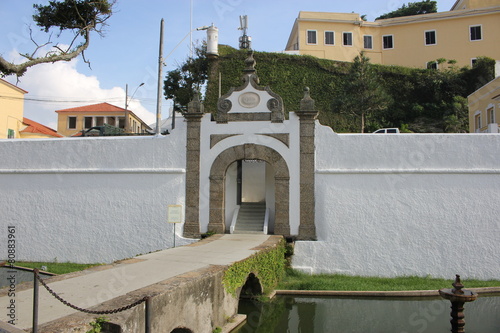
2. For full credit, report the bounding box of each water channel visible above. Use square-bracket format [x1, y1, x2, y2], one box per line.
[234, 295, 500, 332]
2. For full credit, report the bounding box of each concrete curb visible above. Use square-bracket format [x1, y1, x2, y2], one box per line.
[274, 287, 500, 297]
[221, 314, 246, 333]
[0, 321, 26, 333]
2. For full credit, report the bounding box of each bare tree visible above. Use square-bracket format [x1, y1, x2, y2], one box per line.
[0, 0, 114, 77]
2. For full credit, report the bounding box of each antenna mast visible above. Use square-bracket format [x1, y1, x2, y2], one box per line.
[238, 15, 251, 50]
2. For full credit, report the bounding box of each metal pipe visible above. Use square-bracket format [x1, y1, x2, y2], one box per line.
[145, 296, 152, 333]
[32, 269, 39, 333]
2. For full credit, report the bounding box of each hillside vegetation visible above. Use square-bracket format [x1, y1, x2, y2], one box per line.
[167, 45, 495, 133]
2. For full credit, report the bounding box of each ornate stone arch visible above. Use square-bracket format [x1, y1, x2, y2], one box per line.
[208, 144, 290, 236]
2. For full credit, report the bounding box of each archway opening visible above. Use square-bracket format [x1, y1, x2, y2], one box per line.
[209, 144, 290, 236]
[224, 159, 275, 233]
[240, 273, 263, 299]
[170, 328, 194, 333]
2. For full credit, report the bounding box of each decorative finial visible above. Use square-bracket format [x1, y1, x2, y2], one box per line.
[187, 88, 204, 114]
[452, 274, 465, 295]
[243, 50, 256, 75]
[300, 87, 315, 112]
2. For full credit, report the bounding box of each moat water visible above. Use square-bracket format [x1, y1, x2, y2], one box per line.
[234, 295, 500, 333]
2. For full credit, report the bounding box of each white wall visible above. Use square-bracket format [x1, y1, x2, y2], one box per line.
[242, 161, 266, 202]
[224, 161, 238, 231]
[0, 121, 191, 264]
[1, 114, 499, 279]
[292, 124, 500, 280]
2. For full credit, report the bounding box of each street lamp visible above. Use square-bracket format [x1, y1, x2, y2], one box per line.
[125, 82, 144, 133]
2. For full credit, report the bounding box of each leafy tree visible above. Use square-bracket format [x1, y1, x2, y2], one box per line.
[461, 56, 496, 93]
[443, 96, 468, 132]
[332, 53, 391, 133]
[163, 45, 209, 111]
[376, 0, 437, 20]
[0, 0, 114, 77]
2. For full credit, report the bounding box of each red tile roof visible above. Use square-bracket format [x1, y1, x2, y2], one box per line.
[55, 102, 126, 113]
[21, 118, 63, 138]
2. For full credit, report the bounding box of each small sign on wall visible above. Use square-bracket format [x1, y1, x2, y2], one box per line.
[168, 205, 182, 223]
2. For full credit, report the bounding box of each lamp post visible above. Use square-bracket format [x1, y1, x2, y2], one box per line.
[125, 82, 144, 133]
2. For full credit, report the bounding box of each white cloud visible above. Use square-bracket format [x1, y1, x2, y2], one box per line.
[4, 56, 155, 131]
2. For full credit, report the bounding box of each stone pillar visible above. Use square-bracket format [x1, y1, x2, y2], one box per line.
[296, 87, 318, 240]
[273, 176, 290, 236]
[183, 94, 204, 238]
[208, 175, 225, 233]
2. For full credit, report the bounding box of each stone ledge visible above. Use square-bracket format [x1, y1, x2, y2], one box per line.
[275, 287, 500, 297]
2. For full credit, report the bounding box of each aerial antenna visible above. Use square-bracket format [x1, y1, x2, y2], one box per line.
[238, 15, 251, 50]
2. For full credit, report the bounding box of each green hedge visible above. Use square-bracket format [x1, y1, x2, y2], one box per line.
[222, 238, 286, 296]
[203, 45, 493, 133]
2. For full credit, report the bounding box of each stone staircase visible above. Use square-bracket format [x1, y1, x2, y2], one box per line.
[233, 202, 266, 234]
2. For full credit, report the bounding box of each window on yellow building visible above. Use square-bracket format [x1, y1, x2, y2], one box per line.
[427, 61, 438, 70]
[425, 30, 436, 45]
[383, 35, 394, 49]
[325, 31, 334, 45]
[475, 113, 482, 130]
[364, 35, 373, 49]
[107, 116, 116, 126]
[68, 116, 77, 129]
[487, 107, 495, 124]
[470, 25, 482, 41]
[343, 32, 353, 46]
[7, 129, 15, 139]
[96, 117, 104, 126]
[84, 117, 93, 129]
[118, 117, 125, 129]
[307, 30, 317, 44]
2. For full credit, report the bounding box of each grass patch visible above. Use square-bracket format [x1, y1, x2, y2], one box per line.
[277, 269, 500, 291]
[15, 262, 101, 275]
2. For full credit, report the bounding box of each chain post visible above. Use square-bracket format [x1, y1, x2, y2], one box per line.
[33, 269, 39, 333]
[35, 273, 148, 315]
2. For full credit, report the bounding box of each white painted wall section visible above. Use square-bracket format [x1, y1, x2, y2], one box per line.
[292, 124, 500, 280]
[0, 121, 192, 264]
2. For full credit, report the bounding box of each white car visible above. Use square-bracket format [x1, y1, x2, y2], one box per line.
[373, 128, 400, 134]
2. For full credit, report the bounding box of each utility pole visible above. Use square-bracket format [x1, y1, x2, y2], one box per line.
[124, 84, 129, 132]
[156, 19, 164, 135]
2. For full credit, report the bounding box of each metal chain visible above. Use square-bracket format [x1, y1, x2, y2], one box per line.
[35, 270, 148, 315]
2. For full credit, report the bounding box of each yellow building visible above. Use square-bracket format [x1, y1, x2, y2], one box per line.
[0, 78, 28, 139]
[468, 75, 500, 133]
[285, 0, 500, 69]
[56, 102, 152, 137]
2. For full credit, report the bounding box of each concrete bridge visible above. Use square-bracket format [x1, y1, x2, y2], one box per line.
[0, 234, 283, 333]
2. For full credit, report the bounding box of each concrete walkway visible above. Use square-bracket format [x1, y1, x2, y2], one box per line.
[0, 234, 271, 330]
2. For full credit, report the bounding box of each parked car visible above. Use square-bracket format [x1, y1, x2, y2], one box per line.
[373, 128, 400, 133]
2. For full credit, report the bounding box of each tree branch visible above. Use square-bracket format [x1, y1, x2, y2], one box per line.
[0, 30, 90, 77]
[1, 0, 114, 77]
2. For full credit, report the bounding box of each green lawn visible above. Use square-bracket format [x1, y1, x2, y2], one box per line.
[277, 269, 500, 291]
[15, 261, 101, 275]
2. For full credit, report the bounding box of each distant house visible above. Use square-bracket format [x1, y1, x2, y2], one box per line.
[0, 78, 28, 139]
[19, 117, 63, 138]
[285, 0, 500, 69]
[468, 75, 500, 133]
[55, 102, 152, 137]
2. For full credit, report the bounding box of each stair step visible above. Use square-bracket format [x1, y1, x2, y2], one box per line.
[234, 203, 266, 234]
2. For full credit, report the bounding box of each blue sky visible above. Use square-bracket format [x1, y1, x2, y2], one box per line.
[0, 0, 457, 129]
